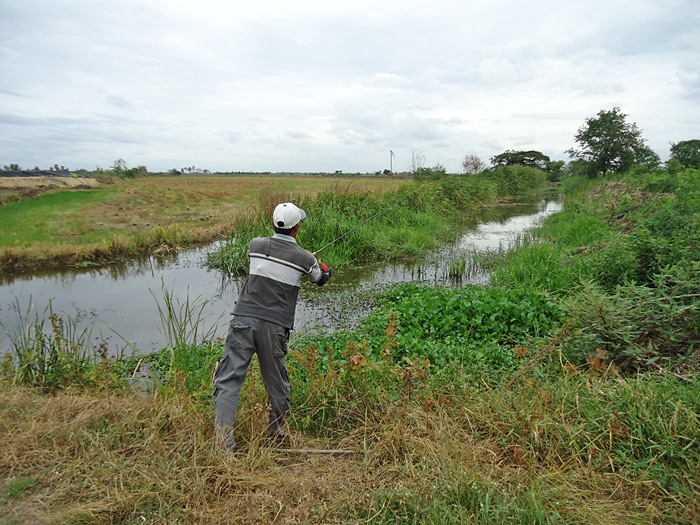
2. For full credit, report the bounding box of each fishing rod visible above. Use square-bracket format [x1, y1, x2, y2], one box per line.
[312, 209, 385, 256]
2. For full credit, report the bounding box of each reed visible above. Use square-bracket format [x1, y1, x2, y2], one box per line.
[207, 175, 524, 275]
[0, 297, 117, 391]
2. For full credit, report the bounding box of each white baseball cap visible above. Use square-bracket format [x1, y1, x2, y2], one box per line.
[272, 202, 307, 229]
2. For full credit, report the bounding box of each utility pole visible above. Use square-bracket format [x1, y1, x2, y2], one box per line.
[390, 150, 395, 174]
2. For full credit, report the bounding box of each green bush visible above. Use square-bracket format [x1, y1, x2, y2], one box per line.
[481, 165, 548, 196]
[561, 276, 698, 372]
[631, 174, 700, 283]
[586, 236, 640, 291]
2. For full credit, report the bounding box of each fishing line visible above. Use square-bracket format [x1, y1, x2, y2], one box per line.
[312, 209, 386, 256]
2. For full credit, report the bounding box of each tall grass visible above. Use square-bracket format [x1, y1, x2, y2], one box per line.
[207, 173, 543, 275]
[491, 170, 699, 371]
[0, 297, 120, 391]
[146, 282, 224, 397]
[3, 354, 696, 523]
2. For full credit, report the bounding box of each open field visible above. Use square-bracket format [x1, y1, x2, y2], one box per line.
[0, 175, 406, 273]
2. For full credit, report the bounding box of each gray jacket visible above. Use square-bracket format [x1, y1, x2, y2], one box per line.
[233, 234, 329, 329]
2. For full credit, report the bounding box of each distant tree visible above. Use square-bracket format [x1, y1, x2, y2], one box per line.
[3, 163, 20, 170]
[169, 168, 182, 176]
[415, 163, 447, 181]
[546, 160, 566, 182]
[670, 139, 700, 169]
[411, 150, 426, 174]
[461, 154, 486, 175]
[491, 150, 550, 170]
[566, 107, 659, 178]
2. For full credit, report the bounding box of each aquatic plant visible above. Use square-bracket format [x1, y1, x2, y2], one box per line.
[0, 297, 119, 390]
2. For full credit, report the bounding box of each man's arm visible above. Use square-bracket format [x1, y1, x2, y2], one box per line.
[309, 260, 332, 286]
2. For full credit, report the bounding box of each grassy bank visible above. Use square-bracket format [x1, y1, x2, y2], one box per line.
[3, 369, 696, 524]
[207, 167, 545, 273]
[0, 175, 406, 274]
[2, 169, 698, 524]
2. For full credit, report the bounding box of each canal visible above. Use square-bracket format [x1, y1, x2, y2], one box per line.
[0, 197, 561, 355]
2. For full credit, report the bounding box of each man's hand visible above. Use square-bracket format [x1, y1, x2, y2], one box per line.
[316, 260, 331, 286]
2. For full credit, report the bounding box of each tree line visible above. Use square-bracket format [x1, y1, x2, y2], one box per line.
[461, 107, 699, 181]
[4, 108, 699, 180]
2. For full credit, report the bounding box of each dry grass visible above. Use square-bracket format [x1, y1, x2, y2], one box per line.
[0, 175, 406, 272]
[1, 377, 691, 525]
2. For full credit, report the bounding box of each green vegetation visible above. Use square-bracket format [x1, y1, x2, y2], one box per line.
[669, 139, 700, 170]
[293, 284, 562, 378]
[566, 107, 661, 177]
[0, 190, 115, 247]
[0, 297, 121, 391]
[1, 165, 698, 523]
[207, 168, 543, 273]
[493, 169, 700, 372]
[491, 149, 551, 170]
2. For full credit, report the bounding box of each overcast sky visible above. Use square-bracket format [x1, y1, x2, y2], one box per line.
[1, 0, 698, 174]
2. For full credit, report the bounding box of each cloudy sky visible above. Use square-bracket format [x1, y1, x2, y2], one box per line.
[1, 0, 698, 174]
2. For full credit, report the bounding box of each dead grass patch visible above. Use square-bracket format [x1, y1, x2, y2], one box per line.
[1, 379, 686, 524]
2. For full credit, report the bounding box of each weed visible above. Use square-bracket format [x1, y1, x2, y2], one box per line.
[0, 297, 122, 391]
[2, 476, 38, 499]
[207, 173, 548, 275]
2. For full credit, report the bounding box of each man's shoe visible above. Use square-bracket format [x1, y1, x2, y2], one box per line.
[269, 431, 290, 448]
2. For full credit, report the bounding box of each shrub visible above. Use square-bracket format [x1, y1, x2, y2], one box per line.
[631, 174, 700, 283]
[561, 276, 699, 372]
[480, 165, 547, 196]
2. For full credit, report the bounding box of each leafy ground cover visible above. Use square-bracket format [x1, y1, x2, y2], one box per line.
[1, 169, 698, 524]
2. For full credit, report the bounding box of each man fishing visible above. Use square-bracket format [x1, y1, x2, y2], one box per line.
[213, 202, 332, 453]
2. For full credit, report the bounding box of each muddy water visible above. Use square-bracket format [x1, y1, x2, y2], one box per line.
[0, 197, 561, 355]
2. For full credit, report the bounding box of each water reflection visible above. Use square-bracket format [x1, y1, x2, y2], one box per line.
[0, 197, 561, 355]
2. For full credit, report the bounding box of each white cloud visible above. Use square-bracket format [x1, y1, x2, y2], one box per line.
[1, 0, 699, 173]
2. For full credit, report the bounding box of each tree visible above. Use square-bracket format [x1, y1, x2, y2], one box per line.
[461, 154, 486, 175]
[546, 160, 565, 182]
[670, 139, 700, 169]
[411, 150, 426, 174]
[490, 150, 550, 170]
[567, 107, 659, 178]
[415, 163, 447, 181]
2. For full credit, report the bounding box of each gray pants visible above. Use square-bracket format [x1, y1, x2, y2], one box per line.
[213, 315, 290, 451]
